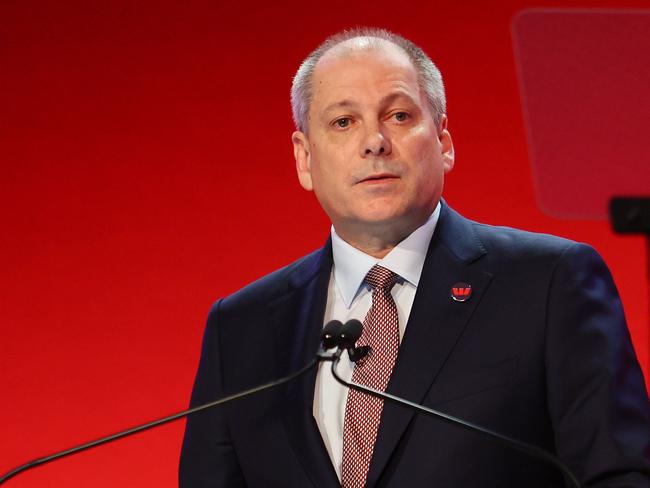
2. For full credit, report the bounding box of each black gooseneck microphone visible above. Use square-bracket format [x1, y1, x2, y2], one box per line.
[321, 319, 344, 350]
[1, 319, 581, 487]
[338, 318, 371, 362]
[0, 323, 345, 486]
[325, 319, 581, 488]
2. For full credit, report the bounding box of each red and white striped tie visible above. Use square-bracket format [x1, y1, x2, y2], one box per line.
[341, 265, 400, 488]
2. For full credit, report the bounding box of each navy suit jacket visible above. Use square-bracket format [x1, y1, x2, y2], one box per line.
[180, 203, 649, 487]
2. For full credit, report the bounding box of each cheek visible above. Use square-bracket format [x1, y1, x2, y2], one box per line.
[400, 128, 445, 188]
[308, 156, 339, 199]
[403, 140, 441, 173]
[311, 144, 349, 179]
[403, 124, 439, 154]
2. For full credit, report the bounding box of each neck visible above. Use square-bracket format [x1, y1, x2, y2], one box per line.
[342, 237, 396, 259]
[334, 216, 429, 259]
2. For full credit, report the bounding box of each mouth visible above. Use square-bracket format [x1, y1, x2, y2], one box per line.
[357, 173, 400, 184]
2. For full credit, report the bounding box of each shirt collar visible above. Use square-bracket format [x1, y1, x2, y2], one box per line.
[331, 201, 441, 308]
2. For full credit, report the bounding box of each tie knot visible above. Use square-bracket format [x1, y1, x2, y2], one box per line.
[364, 265, 399, 290]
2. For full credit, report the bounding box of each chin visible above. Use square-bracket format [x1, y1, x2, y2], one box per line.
[358, 209, 410, 227]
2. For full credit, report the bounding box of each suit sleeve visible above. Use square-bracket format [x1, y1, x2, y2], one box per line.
[545, 243, 650, 487]
[179, 300, 247, 488]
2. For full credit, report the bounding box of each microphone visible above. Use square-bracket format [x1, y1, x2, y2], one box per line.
[0, 323, 344, 486]
[321, 319, 343, 350]
[326, 319, 582, 488]
[329, 318, 370, 363]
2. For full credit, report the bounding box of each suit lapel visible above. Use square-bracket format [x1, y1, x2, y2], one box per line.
[271, 240, 340, 488]
[366, 204, 493, 486]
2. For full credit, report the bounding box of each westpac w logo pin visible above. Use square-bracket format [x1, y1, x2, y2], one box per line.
[451, 282, 472, 302]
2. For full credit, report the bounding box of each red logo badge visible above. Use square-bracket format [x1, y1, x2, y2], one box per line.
[451, 282, 472, 302]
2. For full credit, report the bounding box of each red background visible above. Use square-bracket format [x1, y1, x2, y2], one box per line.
[1, 1, 648, 486]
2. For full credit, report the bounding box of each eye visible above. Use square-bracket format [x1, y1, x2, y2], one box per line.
[393, 111, 409, 122]
[334, 117, 351, 129]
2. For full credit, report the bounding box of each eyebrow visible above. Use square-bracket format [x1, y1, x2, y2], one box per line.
[322, 91, 418, 116]
[322, 99, 358, 115]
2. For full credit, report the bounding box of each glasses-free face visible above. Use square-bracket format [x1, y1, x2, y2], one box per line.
[292, 41, 454, 255]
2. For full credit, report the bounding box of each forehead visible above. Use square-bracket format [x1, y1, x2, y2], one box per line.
[310, 39, 422, 111]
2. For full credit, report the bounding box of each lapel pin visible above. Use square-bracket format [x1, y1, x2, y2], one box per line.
[451, 282, 472, 302]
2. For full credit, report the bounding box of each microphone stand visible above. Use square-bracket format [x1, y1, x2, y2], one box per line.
[1, 326, 582, 488]
[327, 353, 582, 488]
[0, 356, 331, 485]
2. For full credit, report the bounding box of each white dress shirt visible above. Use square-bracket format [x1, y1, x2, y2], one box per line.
[313, 202, 441, 479]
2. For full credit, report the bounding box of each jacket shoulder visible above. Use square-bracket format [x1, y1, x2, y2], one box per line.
[472, 221, 579, 257]
[468, 219, 607, 280]
[438, 203, 589, 265]
[211, 246, 326, 315]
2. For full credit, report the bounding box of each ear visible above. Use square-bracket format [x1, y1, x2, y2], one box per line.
[292, 130, 314, 191]
[437, 115, 455, 173]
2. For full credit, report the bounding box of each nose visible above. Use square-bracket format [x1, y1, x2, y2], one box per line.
[360, 123, 392, 158]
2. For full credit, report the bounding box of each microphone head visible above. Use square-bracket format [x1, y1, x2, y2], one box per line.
[340, 319, 363, 349]
[321, 320, 343, 350]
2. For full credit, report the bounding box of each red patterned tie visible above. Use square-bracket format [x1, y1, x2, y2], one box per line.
[341, 265, 400, 488]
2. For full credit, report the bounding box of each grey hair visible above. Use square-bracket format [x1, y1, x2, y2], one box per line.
[290, 27, 446, 133]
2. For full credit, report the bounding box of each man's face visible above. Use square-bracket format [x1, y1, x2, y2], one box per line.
[292, 40, 454, 246]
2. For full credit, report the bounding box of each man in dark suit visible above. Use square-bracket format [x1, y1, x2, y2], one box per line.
[179, 28, 649, 487]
